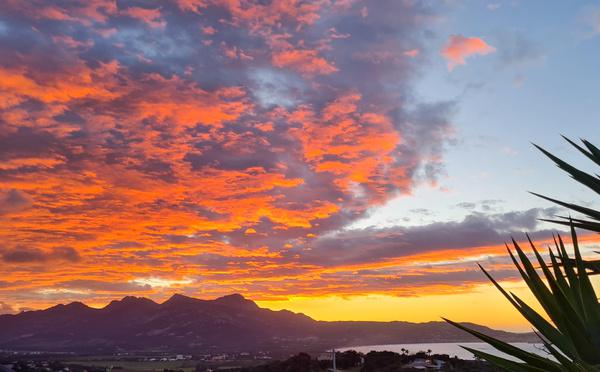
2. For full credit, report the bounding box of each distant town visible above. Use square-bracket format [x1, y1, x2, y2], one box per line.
[0, 348, 499, 371]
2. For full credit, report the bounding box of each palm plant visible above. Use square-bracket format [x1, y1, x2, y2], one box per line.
[534, 136, 600, 274]
[532, 136, 600, 234]
[444, 137, 600, 370]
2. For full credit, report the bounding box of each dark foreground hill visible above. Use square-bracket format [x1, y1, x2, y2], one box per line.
[0, 293, 536, 354]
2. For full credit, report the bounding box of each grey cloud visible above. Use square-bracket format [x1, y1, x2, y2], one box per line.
[398, 101, 457, 184]
[410, 208, 432, 216]
[456, 202, 476, 210]
[481, 199, 505, 211]
[299, 207, 560, 266]
[191, 253, 240, 270]
[0, 189, 32, 215]
[325, 268, 517, 288]
[101, 241, 145, 250]
[1, 246, 81, 263]
[455, 199, 505, 212]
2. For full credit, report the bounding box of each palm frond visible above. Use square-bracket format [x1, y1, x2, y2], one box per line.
[445, 224, 600, 370]
[533, 137, 600, 233]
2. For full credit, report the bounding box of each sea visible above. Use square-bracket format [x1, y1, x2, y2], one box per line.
[338, 342, 549, 361]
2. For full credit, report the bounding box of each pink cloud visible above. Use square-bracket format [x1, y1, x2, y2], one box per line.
[202, 25, 217, 35]
[403, 49, 420, 58]
[441, 35, 496, 71]
[272, 49, 337, 76]
[121, 7, 165, 28]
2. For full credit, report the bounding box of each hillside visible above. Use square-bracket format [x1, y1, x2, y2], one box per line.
[0, 294, 537, 354]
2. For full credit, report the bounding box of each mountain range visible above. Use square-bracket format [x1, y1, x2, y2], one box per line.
[0, 293, 537, 354]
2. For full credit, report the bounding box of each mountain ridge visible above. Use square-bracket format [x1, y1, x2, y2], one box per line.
[0, 293, 537, 354]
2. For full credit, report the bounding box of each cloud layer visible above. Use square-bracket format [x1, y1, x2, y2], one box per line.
[0, 0, 561, 309]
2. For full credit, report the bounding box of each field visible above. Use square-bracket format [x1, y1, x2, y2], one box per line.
[64, 357, 262, 372]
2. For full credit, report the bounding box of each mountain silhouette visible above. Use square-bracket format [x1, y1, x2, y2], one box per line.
[0, 294, 536, 353]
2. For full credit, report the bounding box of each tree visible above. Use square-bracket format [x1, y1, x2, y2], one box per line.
[444, 137, 600, 371]
[335, 350, 362, 369]
[239, 353, 325, 372]
[362, 351, 403, 372]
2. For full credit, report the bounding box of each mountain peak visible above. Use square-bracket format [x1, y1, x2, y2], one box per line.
[48, 301, 91, 313]
[214, 293, 258, 308]
[162, 293, 197, 305]
[121, 295, 155, 304]
[104, 296, 157, 310]
[218, 293, 246, 301]
[66, 301, 89, 310]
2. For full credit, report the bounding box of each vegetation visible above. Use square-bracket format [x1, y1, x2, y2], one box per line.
[534, 136, 600, 274]
[445, 137, 600, 370]
[330, 350, 362, 370]
[6, 360, 106, 372]
[361, 350, 403, 371]
[226, 350, 497, 371]
[532, 136, 600, 234]
[230, 353, 324, 372]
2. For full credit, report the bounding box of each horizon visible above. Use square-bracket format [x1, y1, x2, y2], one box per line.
[1, 0, 600, 337]
[0, 291, 534, 334]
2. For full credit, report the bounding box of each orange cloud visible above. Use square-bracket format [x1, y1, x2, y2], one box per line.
[0, 0, 466, 320]
[441, 35, 496, 70]
[289, 93, 404, 201]
[272, 49, 338, 76]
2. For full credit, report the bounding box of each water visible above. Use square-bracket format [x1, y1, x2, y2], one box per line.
[338, 342, 550, 361]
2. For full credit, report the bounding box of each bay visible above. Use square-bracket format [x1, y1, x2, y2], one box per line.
[338, 342, 549, 361]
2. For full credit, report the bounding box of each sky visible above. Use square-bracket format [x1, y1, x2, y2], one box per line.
[0, 0, 599, 331]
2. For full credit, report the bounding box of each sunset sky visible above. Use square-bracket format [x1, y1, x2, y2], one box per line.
[1, 0, 599, 331]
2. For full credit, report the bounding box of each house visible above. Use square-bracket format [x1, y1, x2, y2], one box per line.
[317, 352, 334, 361]
[406, 358, 445, 370]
